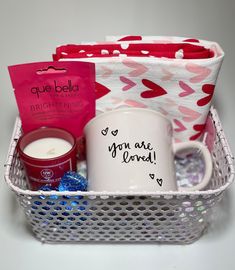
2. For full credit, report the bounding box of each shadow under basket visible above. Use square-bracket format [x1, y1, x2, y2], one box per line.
[4, 107, 235, 244]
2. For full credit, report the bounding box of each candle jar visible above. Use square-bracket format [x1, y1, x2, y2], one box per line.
[17, 127, 77, 190]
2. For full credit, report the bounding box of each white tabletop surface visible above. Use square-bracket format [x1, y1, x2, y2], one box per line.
[1, 0, 235, 269]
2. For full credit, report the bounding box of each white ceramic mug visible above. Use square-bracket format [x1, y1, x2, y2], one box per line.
[84, 108, 212, 192]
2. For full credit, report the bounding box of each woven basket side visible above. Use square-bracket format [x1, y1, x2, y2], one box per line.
[208, 107, 234, 190]
[3, 109, 235, 244]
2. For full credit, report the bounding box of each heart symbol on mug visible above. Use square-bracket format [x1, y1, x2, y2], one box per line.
[156, 178, 163, 187]
[111, 129, 118, 136]
[101, 127, 109, 136]
[149, 174, 155, 180]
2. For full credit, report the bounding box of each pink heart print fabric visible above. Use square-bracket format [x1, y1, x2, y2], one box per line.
[53, 36, 224, 142]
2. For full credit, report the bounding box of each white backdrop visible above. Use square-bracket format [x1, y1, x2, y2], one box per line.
[0, 1, 235, 269]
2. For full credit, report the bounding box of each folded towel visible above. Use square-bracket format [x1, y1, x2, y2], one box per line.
[53, 36, 224, 142]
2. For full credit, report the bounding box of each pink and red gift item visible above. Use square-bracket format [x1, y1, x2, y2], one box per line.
[53, 36, 224, 142]
[17, 127, 77, 191]
[8, 61, 96, 138]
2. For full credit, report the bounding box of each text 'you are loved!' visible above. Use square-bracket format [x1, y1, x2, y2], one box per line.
[101, 127, 163, 187]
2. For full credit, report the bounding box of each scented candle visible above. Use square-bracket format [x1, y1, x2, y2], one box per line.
[18, 127, 77, 190]
[23, 138, 72, 159]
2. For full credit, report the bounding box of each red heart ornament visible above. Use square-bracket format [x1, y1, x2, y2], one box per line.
[141, 79, 167, 99]
[95, 82, 111, 99]
[197, 84, 215, 106]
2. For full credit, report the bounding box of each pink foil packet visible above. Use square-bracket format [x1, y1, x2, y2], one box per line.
[8, 61, 96, 138]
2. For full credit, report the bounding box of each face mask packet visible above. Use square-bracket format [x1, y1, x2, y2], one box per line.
[8, 61, 96, 138]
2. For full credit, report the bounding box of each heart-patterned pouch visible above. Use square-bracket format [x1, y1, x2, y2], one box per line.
[53, 36, 224, 142]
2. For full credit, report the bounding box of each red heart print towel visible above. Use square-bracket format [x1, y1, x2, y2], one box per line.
[53, 36, 224, 142]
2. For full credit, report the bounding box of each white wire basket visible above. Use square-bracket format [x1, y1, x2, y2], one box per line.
[4, 107, 235, 244]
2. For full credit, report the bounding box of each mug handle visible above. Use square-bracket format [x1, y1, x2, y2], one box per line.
[173, 141, 213, 191]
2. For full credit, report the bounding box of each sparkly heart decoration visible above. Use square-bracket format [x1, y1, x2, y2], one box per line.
[59, 171, 88, 192]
